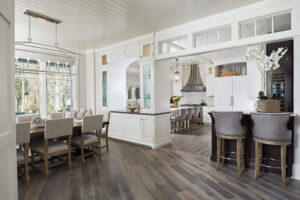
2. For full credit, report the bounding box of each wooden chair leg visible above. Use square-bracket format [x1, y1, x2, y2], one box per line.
[237, 138, 241, 176]
[106, 135, 109, 151]
[24, 144, 30, 183]
[216, 136, 221, 171]
[81, 146, 85, 163]
[44, 156, 49, 177]
[31, 152, 35, 169]
[254, 141, 261, 181]
[67, 136, 72, 169]
[222, 138, 225, 167]
[281, 144, 287, 188]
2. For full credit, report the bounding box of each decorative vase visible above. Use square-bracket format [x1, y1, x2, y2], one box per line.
[257, 99, 281, 113]
[175, 101, 179, 108]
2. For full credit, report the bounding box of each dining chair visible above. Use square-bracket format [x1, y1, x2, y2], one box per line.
[171, 108, 188, 132]
[251, 113, 291, 188]
[30, 118, 73, 176]
[16, 114, 40, 123]
[191, 106, 201, 124]
[16, 123, 31, 183]
[212, 111, 247, 176]
[72, 115, 104, 163]
[48, 112, 65, 120]
[185, 107, 194, 130]
[100, 111, 110, 151]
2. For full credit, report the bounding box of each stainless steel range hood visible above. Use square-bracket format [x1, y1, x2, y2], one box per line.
[181, 64, 206, 92]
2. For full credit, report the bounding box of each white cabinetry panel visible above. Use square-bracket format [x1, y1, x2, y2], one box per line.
[125, 43, 140, 58]
[142, 117, 154, 143]
[206, 74, 215, 96]
[214, 77, 233, 111]
[232, 76, 250, 111]
[124, 116, 142, 140]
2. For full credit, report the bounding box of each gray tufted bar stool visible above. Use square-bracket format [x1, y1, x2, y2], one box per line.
[250, 113, 292, 188]
[212, 111, 247, 176]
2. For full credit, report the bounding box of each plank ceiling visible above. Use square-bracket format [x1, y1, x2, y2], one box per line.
[15, 0, 262, 53]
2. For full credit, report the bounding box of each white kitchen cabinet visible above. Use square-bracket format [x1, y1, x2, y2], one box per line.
[109, 112, 170, 149]
[140, 41, 153, 59]
[213, 76, 251, 111]
[206, 74, 215, 96]
[140, 60, 154, 113]
[202, 106, 212, 124]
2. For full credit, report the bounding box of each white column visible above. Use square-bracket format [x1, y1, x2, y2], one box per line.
[292, 6, 300, 180]
[0, 0, 18, 199]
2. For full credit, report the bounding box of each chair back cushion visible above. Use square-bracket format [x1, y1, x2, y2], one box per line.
[82, 115, 104, 133]
[45, 118, 73, 139]
[192, 106, 201, 117]
[251, 113, 291, 142]
[212, 111, 246, 136]
[48, 112, 65, 120]
[16, 114, 40, 123]
[177, 108, 188, 120]
[186, 107, 194, 119]
[16, 123, 31, 144]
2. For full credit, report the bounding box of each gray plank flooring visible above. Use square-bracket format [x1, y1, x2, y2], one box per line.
[18, 125, 300, 200]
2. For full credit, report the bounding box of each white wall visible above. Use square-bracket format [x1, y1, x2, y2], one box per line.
[0, 0, 18, 199]
[292, 6, 300, 180]
[154, 61, 170, 113]
[85, 51, 96, 113]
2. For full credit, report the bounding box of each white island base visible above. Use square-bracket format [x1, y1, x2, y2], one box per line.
[109, 111, 171, 149]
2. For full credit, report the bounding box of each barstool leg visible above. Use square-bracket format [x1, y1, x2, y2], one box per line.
[237, 138, 241, 176]
[216, 136, 221, 171]
[254, 141, 262, 181]
[241, 139, 245, 170]
[222, 138, 225, 167]
[281, 144, 287, 188]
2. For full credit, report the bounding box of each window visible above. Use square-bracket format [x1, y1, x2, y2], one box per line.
[240, 12, 291, 38]
[158, 36, 188, 55]
[15, 59, 40, 114]
[102, 71, 108, 107]
[274, 12, 291, 33]
[15, 57, 76, 116]
[47, 62, 72, 113]
[194, 25, 232, 47]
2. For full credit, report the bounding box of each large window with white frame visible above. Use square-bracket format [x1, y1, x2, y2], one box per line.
[15, 57, 77, 116]
[102, 71, 108, 107]
[240, 11, 291, 39]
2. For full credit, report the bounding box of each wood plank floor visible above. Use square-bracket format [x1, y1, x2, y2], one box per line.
[18, 125, 300, 200]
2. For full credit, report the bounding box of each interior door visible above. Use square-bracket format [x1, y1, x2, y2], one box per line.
[214, 77, 233, 111]
[0, 1, 18, 199]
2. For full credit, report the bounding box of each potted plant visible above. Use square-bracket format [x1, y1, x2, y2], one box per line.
[246, 47, 288, 112]
[172, 96, 181, 108]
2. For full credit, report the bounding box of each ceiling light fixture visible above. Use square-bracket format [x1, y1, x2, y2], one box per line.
[174, 58, 180, 82]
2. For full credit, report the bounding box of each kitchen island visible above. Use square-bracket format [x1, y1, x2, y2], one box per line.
[109, 110, 171, 149]
[209, 112, 295, 176]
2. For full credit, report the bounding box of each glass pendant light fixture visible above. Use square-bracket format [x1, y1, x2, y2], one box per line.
[174, 58, 180, 82]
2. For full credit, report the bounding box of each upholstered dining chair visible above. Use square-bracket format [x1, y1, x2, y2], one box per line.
[185, 107, 194, 130]
[30, 118, 73, 176]
[100, 111, 110, 151]
[16, 114, 40, 123]
[170, 109, 180, 133]
[171, 108, 188, 132]
[191, 106, 201, 124]
[251, 113, 291, 188]
[72, 115, 103, 163]
[212, 111, 247, 176]
[16, 123, 31, 183]
[48, 112, 65, 120]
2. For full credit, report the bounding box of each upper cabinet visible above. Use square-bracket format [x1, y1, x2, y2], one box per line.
[140, 41, 153, 59]
[140, 60, 154, 113]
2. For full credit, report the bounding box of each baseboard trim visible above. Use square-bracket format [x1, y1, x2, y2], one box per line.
[292, 164, 300, 180]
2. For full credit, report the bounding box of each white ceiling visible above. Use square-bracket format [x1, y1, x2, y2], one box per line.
[15, 0, 262, 53]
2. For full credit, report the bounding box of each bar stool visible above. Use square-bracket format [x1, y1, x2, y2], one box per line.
[251, 113, 291, 188]
[212, 111, 247, 175]
[170, 109, 180, 133]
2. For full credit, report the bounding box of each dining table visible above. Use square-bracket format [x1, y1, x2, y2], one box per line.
[30, 119, 109, 141]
